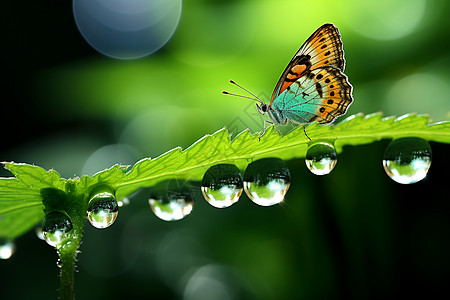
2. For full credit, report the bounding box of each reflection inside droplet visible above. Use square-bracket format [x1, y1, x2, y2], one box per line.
[243, 158, 291, 206]
[201, 164, 243, 208]
[305, 142, 337, 175]
[149, 180, 194, 221]
[383, 137, 432, 184]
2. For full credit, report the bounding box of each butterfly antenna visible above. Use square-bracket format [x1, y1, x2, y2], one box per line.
[222, 91, 262, 102]
[223, 80, 263, 104]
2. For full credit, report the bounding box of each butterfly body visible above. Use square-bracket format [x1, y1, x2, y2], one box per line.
[258, 23, 353, 126]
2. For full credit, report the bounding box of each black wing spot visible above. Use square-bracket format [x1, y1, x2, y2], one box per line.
[330, 91, 335, 96]
[330, 84, 334, 88]
[325, 78, 331, 83]
[321, 44, 327, 49]
[319, 37, 326, 43]
[316, 74, 323, 80]
[315, 82, 323, 98]
[297, 55, 312, 68]
[319, 107, 325, 113]
[324, 51, 331, 56]
[327, 99, 333, 104]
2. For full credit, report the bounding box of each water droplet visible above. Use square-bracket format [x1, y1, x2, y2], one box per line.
[0, 239, 15, 259]
[149, 180, 194, 221]
[201, 164, 243, 208]
[42, 211, 73, 247]
[87, 192, 119, 229]
[117, 197, 130, 207]
[35, 227, 45, 240]
[57, 258, 63, 268]
[243, 158, 291, 206]
[383, 137, 432, 184]
[305, 142, 337, 175]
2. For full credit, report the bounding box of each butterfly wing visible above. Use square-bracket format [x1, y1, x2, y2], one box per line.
[270, 23, 347, 106]
[269, 23, 353, 125]
[271, 66, 353, 125]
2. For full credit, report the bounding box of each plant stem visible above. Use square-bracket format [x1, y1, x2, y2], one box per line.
[58, 248, 76, 300]
[56, 181, 88, 300]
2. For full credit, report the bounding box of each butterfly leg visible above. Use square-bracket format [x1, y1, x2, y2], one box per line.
[303, 125, 311, 141]
[287, 119, 310, 140]
[286, 119, 310, 140]
[259, 120, 273, 141]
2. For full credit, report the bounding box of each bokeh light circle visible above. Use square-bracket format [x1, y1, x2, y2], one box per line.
[386, 73, 450, 121]
[73, 0, 182, 59]
[339, 0, 426, 40]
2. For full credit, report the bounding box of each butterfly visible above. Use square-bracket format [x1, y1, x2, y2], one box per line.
[224, 23, 353, 139]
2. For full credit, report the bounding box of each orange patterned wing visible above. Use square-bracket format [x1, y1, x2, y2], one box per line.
[270, 23, 346, 106]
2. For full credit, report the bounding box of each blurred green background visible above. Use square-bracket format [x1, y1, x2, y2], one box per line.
[1, 0, 449, 299]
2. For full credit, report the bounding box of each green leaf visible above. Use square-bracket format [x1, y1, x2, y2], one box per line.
[78, 164, 129, 195]
[115, 113, 450, 196]
[4, 162, 66, 190]
[0, 206, 44, 239]
[0, 112, 449, 240]
[0, 163, 66, 240]
[0, 178, 42, 214]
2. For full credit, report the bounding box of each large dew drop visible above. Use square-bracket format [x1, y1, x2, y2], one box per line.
[0, 239, 15, 260]
[42, 212, 73, 248]
[149, 180, 194, 221]
[243, 158, 291, 206]
[87, 192, 119, 229]
[305, 142, 337, 175]
[201, 164, 243, 208]
[383, 137, 432, 184]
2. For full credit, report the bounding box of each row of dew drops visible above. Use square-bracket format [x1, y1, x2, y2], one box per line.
[0, 137, 432, 258]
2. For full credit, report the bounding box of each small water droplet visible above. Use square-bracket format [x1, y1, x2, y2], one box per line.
[35, 227, 45, 240]
[87, 192, 119, 229]
[305, 142, 337, 175]
[243, 158, 291, 206]
[0, 239, 15, 259]
[42, 211, 73, 247]
[201, 164, 243, 208]
[117, 197, 130, 207]
[149, 180, 194, 221]
[383, 137, 432, 184]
